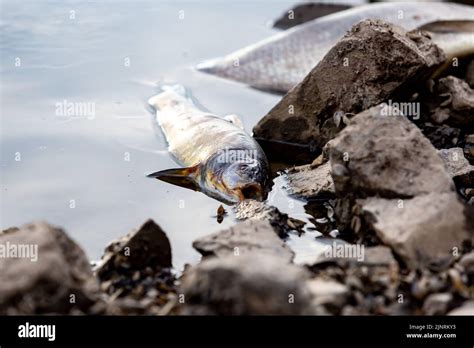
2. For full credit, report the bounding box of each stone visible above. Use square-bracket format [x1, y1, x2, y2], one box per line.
[0, 222, 97, 314]
[307, 278, 349, 308]
[447, 300, 474, 315]
[285, 162, 335, 199]
[466, 59, 474, 88]
[433, 76, 474, 127]
[179, 253, 313, 315]
[439, 147, 474, 187]
[253, 19, 445, 159]
[360, 193, 473, 269]
[328, 104, 454, 199]
[422, 293, 453, 315]
[234, 200, 305, 237]
[192, 220, 294, 263]
[420, 124, 460, 149]
[96, 219, 172, 279]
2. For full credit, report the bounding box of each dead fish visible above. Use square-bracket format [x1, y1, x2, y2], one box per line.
[147, 85, 271, 205]
[196, 2, 474, 93]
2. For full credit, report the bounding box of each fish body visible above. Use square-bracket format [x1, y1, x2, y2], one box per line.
[197, 2, 474, 93]
[147, 85, 271, 204]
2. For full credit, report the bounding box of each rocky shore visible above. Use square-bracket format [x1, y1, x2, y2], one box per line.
[1, 19, 473, 316]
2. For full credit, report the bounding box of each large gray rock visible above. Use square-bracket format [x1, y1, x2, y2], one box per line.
[360, 193, 473, 269]
[192, 220, 294, 263]
[179, 253, 313, 315]
[253, 19, 445, 160]
[286, 161, 335, 199]
[328, 104, 454, 198]
[0, 222, 97, 314]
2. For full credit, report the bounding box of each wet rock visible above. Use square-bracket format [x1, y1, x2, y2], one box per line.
[431, 76, 474, 127]
[179, 253, 313, 315]
[273, 2, 352, 30]
[447, 300, 474, 315]
[307, 278, 349, 309]
[253, 19, 445, 157]
[96, 219, 172, 278]
[328, 104, 454, 199]
[95, 220, 176, 314]
[439, 147, 474, 188]
[286, 162, 335, 199]
[359, 193, 473, 269]
[422, 293, 453, 315]
[192, 220, 294, 263]
[234, 200, 305, 237]
[0, 222, 97, 314]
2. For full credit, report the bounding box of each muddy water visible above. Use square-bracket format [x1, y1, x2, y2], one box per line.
[1, 0, 335, 270]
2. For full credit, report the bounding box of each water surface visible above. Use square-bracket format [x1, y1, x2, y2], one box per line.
[1, 0, 332, 270]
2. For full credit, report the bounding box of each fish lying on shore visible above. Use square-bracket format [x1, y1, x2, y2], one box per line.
[196, 2, 474, 93]
[147, 85, 271, 205]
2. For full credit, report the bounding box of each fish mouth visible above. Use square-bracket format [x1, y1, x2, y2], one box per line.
[238, 183, 264, 201]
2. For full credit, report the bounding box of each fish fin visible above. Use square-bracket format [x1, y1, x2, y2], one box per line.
[273, 3, 352, 30]
[417, 20, 474, 33]
[147, 164, 201, 192]
[224, 114, 244, 129]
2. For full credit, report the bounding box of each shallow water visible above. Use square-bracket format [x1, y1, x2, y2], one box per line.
[1, 0, 336, 270]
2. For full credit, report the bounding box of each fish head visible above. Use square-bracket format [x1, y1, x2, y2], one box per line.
[204, 156, 270, 204]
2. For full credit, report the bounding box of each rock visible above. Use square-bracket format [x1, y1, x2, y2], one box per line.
[459, 252, 474, 275]
[359, 193, 473, 269]
[422, 293, 453, 315]
[307, 278, 349, 309]
[273, 2, 352, 29]
[464, 133, 474, 163]
[95, 220, 176, 314]
[96, 219, 172, 278]
[432, 76, 474, 127]
[420, 124, 461, 149]
[234, 200, 305, 237]
[439, 147, 474, 188]
[328, 104, 454, 199]
[192, 220, 294, 263]
[361, 246, 398, 267]
[0, 222, 97, 314]
[311, 245, 397, 268]
[466, 59, 474, 88]
[447, 300, 474, 315]
[179, 253, 313, 315]
[253, 19, 445, 159]
[286, 162, 335, 199]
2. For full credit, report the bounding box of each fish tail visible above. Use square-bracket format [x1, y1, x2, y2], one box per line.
[147, 84, 190, 111]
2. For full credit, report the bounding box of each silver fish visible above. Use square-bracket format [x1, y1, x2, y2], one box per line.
[196, 2, 474, 93]
[147, 85, 271, 205]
